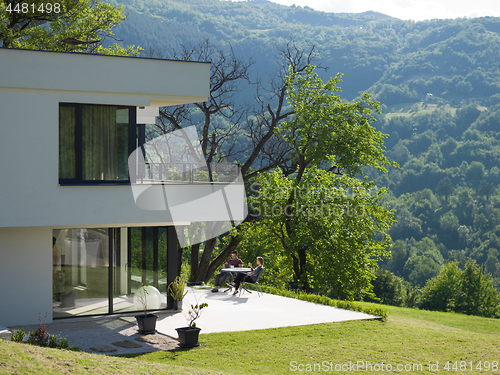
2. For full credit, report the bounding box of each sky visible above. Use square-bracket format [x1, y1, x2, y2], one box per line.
[236, 0, 500, 22]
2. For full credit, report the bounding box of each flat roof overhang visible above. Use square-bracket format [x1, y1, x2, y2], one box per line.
[0, 48, 210, 107]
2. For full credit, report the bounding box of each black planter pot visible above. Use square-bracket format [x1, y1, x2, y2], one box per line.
[135, 313, 158, 334]
[176, 327, 201, 347]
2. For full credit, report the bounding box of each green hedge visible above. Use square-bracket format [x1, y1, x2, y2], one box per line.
[255, 285, 388, 322]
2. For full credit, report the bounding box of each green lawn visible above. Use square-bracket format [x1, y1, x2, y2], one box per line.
[2, 304, 499, 374]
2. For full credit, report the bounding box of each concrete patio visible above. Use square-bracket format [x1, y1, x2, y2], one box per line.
[6, 287, 378, 355]
[155, 286, 377, 337]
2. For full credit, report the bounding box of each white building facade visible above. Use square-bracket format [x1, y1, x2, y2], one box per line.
[0, 48, 245, 326]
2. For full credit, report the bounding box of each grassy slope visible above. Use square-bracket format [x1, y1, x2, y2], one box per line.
[2, 303, 499, 374]
[383, 101, 489, 119]
[384, 102, 456, 119]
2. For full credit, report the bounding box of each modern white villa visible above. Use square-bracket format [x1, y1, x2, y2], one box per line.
[0, 48, 246, 326]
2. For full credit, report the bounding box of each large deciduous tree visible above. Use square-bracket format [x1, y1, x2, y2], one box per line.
[151, 40, 318, 283]
[237, 65, 396, 297]
[244, 167, 394, 298]
[0, 0, 141, 55]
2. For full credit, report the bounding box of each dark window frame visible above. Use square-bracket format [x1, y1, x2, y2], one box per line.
[59, 103, 137, 186]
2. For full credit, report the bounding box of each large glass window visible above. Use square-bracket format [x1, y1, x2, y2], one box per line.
[53, 227, 170, 319]
[53, 228, 110, 318]
[59, 104, 135, 184]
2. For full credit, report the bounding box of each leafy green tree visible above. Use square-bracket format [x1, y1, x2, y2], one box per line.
[454, 188, 476, 227]
[457, 225, 471, 247]
[403, 255, 441, 287]
[389, 141, 411, 166]
[408, 132, 433, 155]
[367, 268, 405, 306]
[386, 240, 409, 277]
[236, 64, 397, 298]
[247, 167, 394, 299]
[456, 259, 499, 318]
[154, 41, 319, 283]
[439, 137, 457, 160]
[389, 207, 423, 241]
[255, 64, 397, 296]
[478, 180, 495, 201]
[485, 252, 500, 275]
[473, 212, 491, 232]
[456, 103, 481, 133]
[230, 223, 292, 290]
[0, 0, 141, 55]
[436, 177, 454, 201]
[439, 212, 460, 248]
[415, 237, 444, 265]
[279, 64, 396, 179]
[425, 144, 444, 166]
[465, 161, 485, 185]
[419, 261, 461, 311]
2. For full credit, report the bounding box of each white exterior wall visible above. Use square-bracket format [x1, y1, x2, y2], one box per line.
[0, 49, 248, 229]
[0, 227, 52, 326]
[0, 87, 244, 227]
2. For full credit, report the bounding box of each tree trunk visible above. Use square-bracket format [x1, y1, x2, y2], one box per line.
[195, 237, 216, 281]
[190, 243, 200, 282]
[297, 247, 310, 293]
[176, 242, 183, 278]
[204, 235, 242, 282]
[291, 250, 309, 293]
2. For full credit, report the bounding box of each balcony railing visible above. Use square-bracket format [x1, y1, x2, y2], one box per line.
[132, 162, 242, 184]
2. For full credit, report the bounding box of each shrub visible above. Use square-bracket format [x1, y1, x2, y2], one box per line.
[10, 328, 25, 343]
[11, 312, 73, 349]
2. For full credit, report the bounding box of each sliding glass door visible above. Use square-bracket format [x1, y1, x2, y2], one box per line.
[113, 227, 168, 314]
[53, 227, 169, 319]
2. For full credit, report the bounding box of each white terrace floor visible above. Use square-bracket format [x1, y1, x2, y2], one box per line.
[6, 287, 378, 354]
[155, 286, 376, 337]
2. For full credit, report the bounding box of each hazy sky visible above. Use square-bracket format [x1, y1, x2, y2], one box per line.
[235, 0, 500, 22]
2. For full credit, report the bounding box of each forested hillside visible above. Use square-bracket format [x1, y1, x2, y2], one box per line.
[371, 103, 500, 292]
[109, 0, 500, 104]
[109, 0, 500, 305]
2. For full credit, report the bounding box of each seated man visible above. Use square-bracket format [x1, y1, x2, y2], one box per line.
[211, 250, 243, 292]
[232, 257, 264, 295]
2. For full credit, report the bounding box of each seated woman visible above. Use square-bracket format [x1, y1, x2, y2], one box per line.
[232, 257, 264, 295]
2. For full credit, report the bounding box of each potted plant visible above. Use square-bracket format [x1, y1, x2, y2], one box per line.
[134, 285, 159, 334]
[168, 276, 188, 310]
[175, 300, 208, 348]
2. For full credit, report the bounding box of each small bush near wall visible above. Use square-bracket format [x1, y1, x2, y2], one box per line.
[11, 313, 76, 350]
